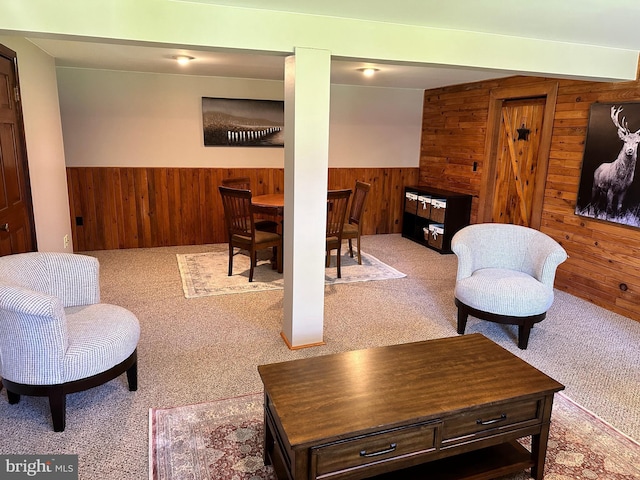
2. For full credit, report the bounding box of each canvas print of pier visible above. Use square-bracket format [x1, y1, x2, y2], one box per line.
[202, 97, 284, 147]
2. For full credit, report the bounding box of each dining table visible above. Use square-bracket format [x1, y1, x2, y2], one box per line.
[252, 193, 284, 229]
[252, 193, 285, 269]
[251, 193, 284, 216]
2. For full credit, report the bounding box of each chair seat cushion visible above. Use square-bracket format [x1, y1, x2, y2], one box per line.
[454, 268, 554, 317]
[63, 304, 140, 382]
[232, 230, 280, 246]
[342, 223, 358, 237]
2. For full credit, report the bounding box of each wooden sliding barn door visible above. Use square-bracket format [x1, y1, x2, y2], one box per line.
[479, 83, 558, 230]
[0, 44, 36, 255]
[491, 98, 546, 226]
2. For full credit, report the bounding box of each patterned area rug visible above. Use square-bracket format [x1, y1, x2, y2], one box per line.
[149, 392, 640, 480]
[176, 249, 406, 298]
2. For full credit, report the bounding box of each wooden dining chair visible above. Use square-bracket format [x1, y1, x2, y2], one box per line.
[221, 176, 251, 189]
[218, 186, 282, 282]
[221, 177, 279, 233]
[325, 189, 352, 279]
[342, 181, 371, 265]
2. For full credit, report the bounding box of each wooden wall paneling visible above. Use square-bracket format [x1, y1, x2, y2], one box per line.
[167, 168, 181, 247]
[419, 74, 640, 323]
[66, 167, 417, 251]
[66, 168, 79, 252]
[147, 168, 160, 247]
[199, 168, 212, 244]
[180, 169, 195, 245]
[206, 168, 219, 244]
[110, 168, 125, 249]
[71, 167, 86, 250]
[120, 168, 137, 248]
[84, 168, 99, 251]
[101, 168, 119, 250]
[156, 168, 171, 247]
[377, 169, 393, 234]
[135, 168, 152, 247]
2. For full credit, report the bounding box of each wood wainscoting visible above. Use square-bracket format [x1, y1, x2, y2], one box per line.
[420, 74, 640, 322]
[66, 167, 418, 252]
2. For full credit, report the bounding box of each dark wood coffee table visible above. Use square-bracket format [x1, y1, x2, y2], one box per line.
[258, 334, 564, 480]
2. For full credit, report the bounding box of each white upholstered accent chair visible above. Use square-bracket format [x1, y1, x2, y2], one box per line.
[0, 252, 140, 431]
[451, 223, 567, 349]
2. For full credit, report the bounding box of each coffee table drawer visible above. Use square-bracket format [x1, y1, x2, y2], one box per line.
[443, 398, 540, 442]
[311, 421, 438, 479]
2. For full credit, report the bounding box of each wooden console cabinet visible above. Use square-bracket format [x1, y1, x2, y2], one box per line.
[402, 186, 472, 253]
[258, 334, 564, 480]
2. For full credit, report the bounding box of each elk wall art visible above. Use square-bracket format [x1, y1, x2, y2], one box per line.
[202, 97, 284, 147]
[575, 102, 640, 227]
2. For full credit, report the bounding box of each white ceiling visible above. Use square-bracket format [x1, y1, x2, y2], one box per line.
[26, 37, 512, 89]
[25, 0, 640, 90]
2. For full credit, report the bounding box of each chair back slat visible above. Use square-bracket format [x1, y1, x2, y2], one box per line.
[221, 177, 251, 190]
[348, 181, 371, 225]
[326, 189, 352, 237]
[219, 186, 254, 237]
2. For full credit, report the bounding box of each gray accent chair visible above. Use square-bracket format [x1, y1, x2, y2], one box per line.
[451, 223, 567, 349]
[0, 252, 140, 431]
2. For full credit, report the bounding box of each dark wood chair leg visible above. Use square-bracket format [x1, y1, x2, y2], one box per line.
[228, 244, 234, 276]
[356, 235, 362, 265]
[336, 247, 342, 278]
[7, 389, 20, 404]
[348, 239, 354, 258]
[48, 386, 66, 432]
[126, 362, 138, 391]
[276, 245, 282, 274]
[518, 323, 533, 350]
[457, 306, 468, 335]
[249, 250, 256, 282]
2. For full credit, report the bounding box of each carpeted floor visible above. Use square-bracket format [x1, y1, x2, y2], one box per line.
[149, 392, 640, 480]
[1, 234, 639, 480]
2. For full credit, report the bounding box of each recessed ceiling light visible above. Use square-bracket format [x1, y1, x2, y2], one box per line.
[173, 55, 194, 65]
[358, 67, 380, 77]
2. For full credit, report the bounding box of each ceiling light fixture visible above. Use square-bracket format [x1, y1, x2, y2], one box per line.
[173, 55, 194, 65]
[358, 67, 380, 77]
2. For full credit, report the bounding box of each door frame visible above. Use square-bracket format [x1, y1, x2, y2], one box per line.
[0, 43, 37, 252]
[478, 82, 558, 229]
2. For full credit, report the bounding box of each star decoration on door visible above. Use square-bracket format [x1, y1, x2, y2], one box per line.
[517, 124, 530, 141]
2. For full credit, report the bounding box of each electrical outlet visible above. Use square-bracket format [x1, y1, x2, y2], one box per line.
[64, 234, 70, 249]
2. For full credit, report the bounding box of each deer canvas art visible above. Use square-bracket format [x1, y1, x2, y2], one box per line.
[576, 102, 640, 227]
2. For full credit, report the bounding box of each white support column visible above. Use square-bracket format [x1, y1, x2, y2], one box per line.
[281, 47, 331, 348]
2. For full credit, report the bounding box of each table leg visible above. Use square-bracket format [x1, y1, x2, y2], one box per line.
[530, 425, 550, 480]
[263, 393, 273, 465]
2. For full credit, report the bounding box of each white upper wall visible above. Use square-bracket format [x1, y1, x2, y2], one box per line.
[57, 67, 423, 168]
[329, 85, 422, 167]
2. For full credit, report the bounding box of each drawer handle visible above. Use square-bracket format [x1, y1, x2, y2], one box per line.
[476, 413, 507, 425]
[359, 443, 397, 457]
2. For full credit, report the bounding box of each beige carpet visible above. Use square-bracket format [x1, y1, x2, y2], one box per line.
[2, 235, 639, 480]
[149, 392, 640, 480]
[176, 248, 406, 298]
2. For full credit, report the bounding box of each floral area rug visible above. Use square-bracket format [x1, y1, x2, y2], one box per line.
[149, 392, 640, 480]
[176, 249, 406, 298]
